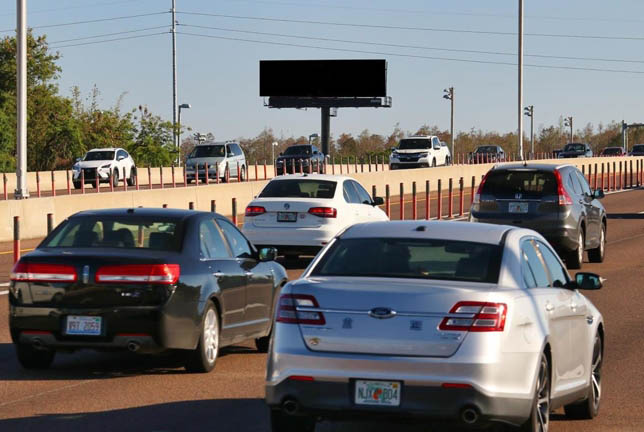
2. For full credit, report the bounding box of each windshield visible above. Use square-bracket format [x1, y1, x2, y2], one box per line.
[482, 170, 557, 199]
[41, 217, 183, 251]
[602, 147, 621, 155]
[259, 179, 337, 199]
[311, 237, 502, 283]
[189, 145, 225, 158]
[84, 151, 115, 161]
[632, 145, 644, 152]
[475, 146, 498, 153]
[398, 139, 431, 150]
[565, 143, 586, 152]
[283, 145, 312, 156]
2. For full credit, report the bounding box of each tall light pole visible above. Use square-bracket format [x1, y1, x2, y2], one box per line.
[171, 0, 178, 152]
[271, 141, 279, 165]
[15, 0, 28, 199]
[524, 105, 534, 158]
[443, 87, 454, 164]
[177, 103, 191, 164]
[518, 0, 524, 160]
[564, 116, 573, 143]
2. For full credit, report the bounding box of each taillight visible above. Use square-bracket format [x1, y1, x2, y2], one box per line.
[245, 206, 266, 217]
[473, 172, 490, 205]
[554, 169, 573, 206]
[95, 264, 180, 284]
[308, 207, 337, 218]
[10, 262, 77, 282]
[276, 294, 326, 325]
[439, 301, 507, 332]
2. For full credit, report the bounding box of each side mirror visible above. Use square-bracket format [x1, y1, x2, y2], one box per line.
[593, 189, 604, 199]
[75, 157, 82, 162]
[117, 156, 125, 161]
[372, 197, 384, 206]
[259, 247, 277, 262]
[574, 272, 603, 290]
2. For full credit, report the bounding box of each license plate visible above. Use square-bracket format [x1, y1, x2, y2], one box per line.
[354, 380, 401, 407]
[509, 202, 529, 213]
[277, 212, 297, 222]
[65, 315, 102, 336]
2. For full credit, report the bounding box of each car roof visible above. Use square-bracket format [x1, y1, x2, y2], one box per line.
[341, 220, 513, 245]
[268, 173, 352, 182]
[87, 148, 121, 152]
[70, 207, 215, 219]
[492, 162, 572, 172]
[197, 141, 231, 146]
[404, 135, 433, 139]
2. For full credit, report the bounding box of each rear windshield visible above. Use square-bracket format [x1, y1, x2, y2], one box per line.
[189, 145, 225, 158]
[283, 145, 311, 156]
[475, 146, 498, 153]
[633, 145, 644, 152]
[482, 170, 557, 198]
[311, 238, 502, 283]
[565, 144, 586, 152]
[84, 151, 114, 161]
[398, 139, 431, 150]
[259, 179, 337, 199]
[602, 148, 621, 155]
[41, 217, 183, 251]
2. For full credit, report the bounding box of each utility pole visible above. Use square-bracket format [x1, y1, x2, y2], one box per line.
[171, 0, 178, 153]
[524, 105, 534, 158]
[517, 0, 524, 160]
[443, 87, 454, 164]
[15, 0, 28, 199]
[564, 116, 573, 143]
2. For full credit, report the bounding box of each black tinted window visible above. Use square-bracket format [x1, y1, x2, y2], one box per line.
[232, 144, 243, 156]
[84, 151, 115, 161]
[565, 143, 586, 152]
[633, 145, 644, 152]
[259, 179, 337, 199]
[189, 145, 225, 158]
[483, 170, 557, 198]
[398, 139, 431, 150]
[283, 145, 312, 156]
[476, 146, 498, 153]
[311, 238, 503, 283]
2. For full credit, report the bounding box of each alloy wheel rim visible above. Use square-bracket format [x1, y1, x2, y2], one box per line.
[536, 356, 550, 432]
[591, 337, 602, 410]
[203, 309, 219, 364]
[599, 227, 605, 258]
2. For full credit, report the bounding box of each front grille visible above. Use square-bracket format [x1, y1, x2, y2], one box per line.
[82, 168, 97, 180]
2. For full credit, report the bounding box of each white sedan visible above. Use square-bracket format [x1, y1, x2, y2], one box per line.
[242, 174, 388, 260]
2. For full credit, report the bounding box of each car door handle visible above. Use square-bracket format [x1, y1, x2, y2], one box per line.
[545, 303, 554, 312]
[213, 272, 224, 278]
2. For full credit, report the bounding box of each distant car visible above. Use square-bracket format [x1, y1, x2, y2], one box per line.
[600, 147, 625, 157]
[185, 141, 246, 183]
[242, 174, 387, 261]
[468, 145, 505, 164]
[72, 148, 136, 189]
[266, 220, 605, 432]
[470, 163, 606, 269]
[628, 144, 644, 156]
[553, 149, 563, 158]
[9, 208, 287, 372]
[389, 136, 451, 169]
[276, 144, 325, 175]
[558, 143, 593, 158]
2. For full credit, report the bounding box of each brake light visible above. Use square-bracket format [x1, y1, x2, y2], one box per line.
[308, 207, 337, 218]
[554, 169, 573, 206]
[473, 172, 490, 205]
[95, 264, 180, 284]
[276, 294, 326, 325]
[439, 301, 507, 332]
[245, 206, 266, 217]
[10, 262, 77, 282]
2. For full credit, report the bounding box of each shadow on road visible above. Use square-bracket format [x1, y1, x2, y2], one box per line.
[607, 213, 644, 220]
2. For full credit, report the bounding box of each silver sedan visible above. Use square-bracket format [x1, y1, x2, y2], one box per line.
[265, 221, 604, 432]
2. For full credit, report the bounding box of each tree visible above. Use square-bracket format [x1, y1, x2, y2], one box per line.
[128, 106, 175, 167]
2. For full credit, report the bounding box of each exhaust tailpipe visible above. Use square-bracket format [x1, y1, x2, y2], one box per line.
[282, 399, 299, 415]
[127, 341, 141, 352]
[461, 407, 479, 425]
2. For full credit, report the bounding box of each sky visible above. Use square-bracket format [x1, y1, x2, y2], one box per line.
[1, 0, 644, 142]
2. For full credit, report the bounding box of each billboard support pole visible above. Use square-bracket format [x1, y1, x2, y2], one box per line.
[321, 107, 330, 156]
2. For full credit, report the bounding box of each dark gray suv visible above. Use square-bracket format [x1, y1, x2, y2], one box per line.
[470, 163, 606, 269]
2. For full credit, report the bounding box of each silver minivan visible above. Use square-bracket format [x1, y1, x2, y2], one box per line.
[186, 141, 247, 183]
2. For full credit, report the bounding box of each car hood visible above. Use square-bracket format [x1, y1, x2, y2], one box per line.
[278, 154, 313, 159]
[76, 160, 114, 169]
[393, 149, 431, 154]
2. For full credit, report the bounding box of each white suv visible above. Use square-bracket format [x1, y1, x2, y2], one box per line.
[72, 148, 136, 188]
[389, 136, 451, 169]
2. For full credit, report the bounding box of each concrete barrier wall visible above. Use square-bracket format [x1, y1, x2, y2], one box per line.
[1, 156, 641, 242]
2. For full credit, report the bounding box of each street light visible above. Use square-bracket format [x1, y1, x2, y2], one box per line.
[309, 133, 319, 146]
[271, 141, 279, 165]
[524, 105, 534, 158]
[443, 87, 454, 164]
[563, 116, 573, 143]
[177, 103, 191, 165]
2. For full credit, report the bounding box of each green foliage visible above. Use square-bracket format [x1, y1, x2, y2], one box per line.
[127, 106, 175, 167]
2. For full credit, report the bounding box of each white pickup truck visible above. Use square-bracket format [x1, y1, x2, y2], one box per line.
[389, 136, 451, 169]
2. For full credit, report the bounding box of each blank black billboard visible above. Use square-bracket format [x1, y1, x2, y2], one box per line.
[260, 59, 387, 97]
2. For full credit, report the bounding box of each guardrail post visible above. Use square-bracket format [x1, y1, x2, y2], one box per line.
[189, 201, 194, 210]
[630, 159, 634, 188]
[354, 156, 358, 174]
[3, 173, 8, 199]
[459, 177, 464, 216]
[13, 216, 20, 263]
[160, 167, 164, 189]
[412, 181, 417, 220]
[437, 179, 442, 220]
[51, 171, 56, 197]
[372, 185, 377, 202]
[162, 203, 168, 208]
[263, 160, 267, 180]
[601, 163, 605, 191]
[618, 161, 622, 190]
[109, 170, 114, 192]
[172, 165, 176, 188]
[205, 162, 209, 185]
[211, 199, 216, 213]
[148, 166, 152, 190]
[339, 157, 343, 174]
[66, 170, 71, 195]
[47, 213, 54, 234]
[399, 183, 404, 220]
[360, 157, 364, 173]
[81, 170, 85, 194]
[123, 169, 128, 192]
[215, 163, 220, 184]
[448, 178, 454, 219]
[606, 163, 611, 191]
[95, 170, 100, 192]
[232, 198, 238, 225]
[381, 155, 385, 171]
[385, 184, 390, 217]
[425, 180, 430, 220]
[255, 160, 258, 181]
[593, 163, 598, 190]
[36, 171, 41, 197]
[612, 162, 616, 191]
[471, 176, 476, 205]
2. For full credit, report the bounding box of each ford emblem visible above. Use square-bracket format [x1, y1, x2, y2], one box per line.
[368, 307, 397, 319]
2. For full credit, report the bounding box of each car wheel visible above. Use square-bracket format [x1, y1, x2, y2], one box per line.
[73, 181, 81, 189]
[240, 165, 246, 181]
[588, 223, 606, 263]
[185, 302, 219, 373]
[270, 409, 316, 432]
[445, 156, 450, 165]
[255, 332, 271, 353]
[16, 343, 55, 369]
[520, 352, 550, 432]
[127, 167, 136, 186]
[432, 158, 437, 167]
[567, 230, 584, 270]
[111, 170, 119, 187]
[564, 334, 602, 419]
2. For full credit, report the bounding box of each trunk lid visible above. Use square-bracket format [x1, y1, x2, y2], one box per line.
[247, 198, 335, 228]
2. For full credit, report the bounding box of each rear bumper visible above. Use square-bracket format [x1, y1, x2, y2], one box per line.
[243, 225, 337, 248]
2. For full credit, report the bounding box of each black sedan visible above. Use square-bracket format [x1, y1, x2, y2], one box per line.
[8, 208, 287, 372]
[558, 142, 593, 158]
[276, 144, 326, 175]
[468, 145, 505, 163]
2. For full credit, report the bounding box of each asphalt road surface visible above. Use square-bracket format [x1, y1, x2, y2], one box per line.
[1, 189, 643, 431]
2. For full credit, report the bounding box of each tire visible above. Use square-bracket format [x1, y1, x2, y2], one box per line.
[255, 334, 270, 353]
[588, 223, 606, 263]
[73, 181, 81, 189]
[127, 166, 136, 186]
[432, 158, 437, 167]
[445, 156, 451, 165]
[240, 165, 246, 181]
[185, 302, 220, 373]
[520, 352, 550, 432]
[565, 334, 602, 419]
[270, 409, 316, 432]
[16, 343, 55, 369]
[566, 230, 584, 270]
[111, 170, 119, 187]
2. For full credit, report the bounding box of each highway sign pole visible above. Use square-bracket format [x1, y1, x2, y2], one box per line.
[172, 0, 178, 158]
[15, 0, 29, 199]
[517, 0, 524, 161]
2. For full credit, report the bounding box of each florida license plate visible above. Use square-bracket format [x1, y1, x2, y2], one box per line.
[277, 212, 297, 222]
[354, 380, 401, 407]
[509, 202, 529, 213]
[65, 315, 102, 336]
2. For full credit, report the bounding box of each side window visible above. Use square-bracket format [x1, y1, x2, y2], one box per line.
[226, 144, 233, 157]
[567, 172, 581, 195]
[234, 144, 244, 156]
[521, 250, 537, 289]
[351, 181, 372, 204]
[116, 150, 127, 160]
[343, 181, 361, 204]
[575, 170, 592, 195]
[535, 241, 569, 288]
[432, 137, 439, 148]
[217, 218, 253, 258]
[521, 240, 550, 288]
[199, 219, 231, 260]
